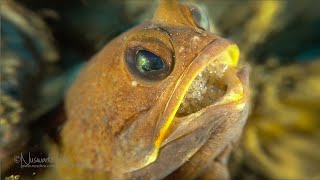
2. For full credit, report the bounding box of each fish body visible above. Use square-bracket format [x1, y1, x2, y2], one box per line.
[57, 0, 249, 179]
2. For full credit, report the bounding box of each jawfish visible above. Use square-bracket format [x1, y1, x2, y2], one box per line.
[57, 0, 249, 179]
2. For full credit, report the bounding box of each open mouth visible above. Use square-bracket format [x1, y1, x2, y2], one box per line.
[154, 42, 241, 151]
[176, 60, 229, 117]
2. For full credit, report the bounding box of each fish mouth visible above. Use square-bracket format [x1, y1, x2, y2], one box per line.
[154, 39, 246, 149]
[175, 39, 245, 118]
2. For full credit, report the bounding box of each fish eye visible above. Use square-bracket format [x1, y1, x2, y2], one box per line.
[136, 50, 164, 72]
[188, 4, 209, 31]
[125, 45, 173, 82]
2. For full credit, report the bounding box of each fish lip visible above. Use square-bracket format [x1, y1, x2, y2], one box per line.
[154, 38, 242, 149]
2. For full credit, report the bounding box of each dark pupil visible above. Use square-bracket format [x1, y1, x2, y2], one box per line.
[136, 50, 164, 72]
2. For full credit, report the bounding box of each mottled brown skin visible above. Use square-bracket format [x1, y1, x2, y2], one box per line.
[56, 0, 249, 179]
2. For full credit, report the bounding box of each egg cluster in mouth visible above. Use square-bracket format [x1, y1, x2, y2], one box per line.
[176, 62, 228, 117]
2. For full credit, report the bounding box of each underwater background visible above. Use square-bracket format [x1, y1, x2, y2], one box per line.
[1, 0, 320, 179]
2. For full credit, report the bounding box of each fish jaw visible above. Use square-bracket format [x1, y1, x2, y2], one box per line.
[124, 41, 249, 179]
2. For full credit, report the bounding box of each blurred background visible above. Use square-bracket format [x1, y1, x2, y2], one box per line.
[1, 0, 320, 179]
